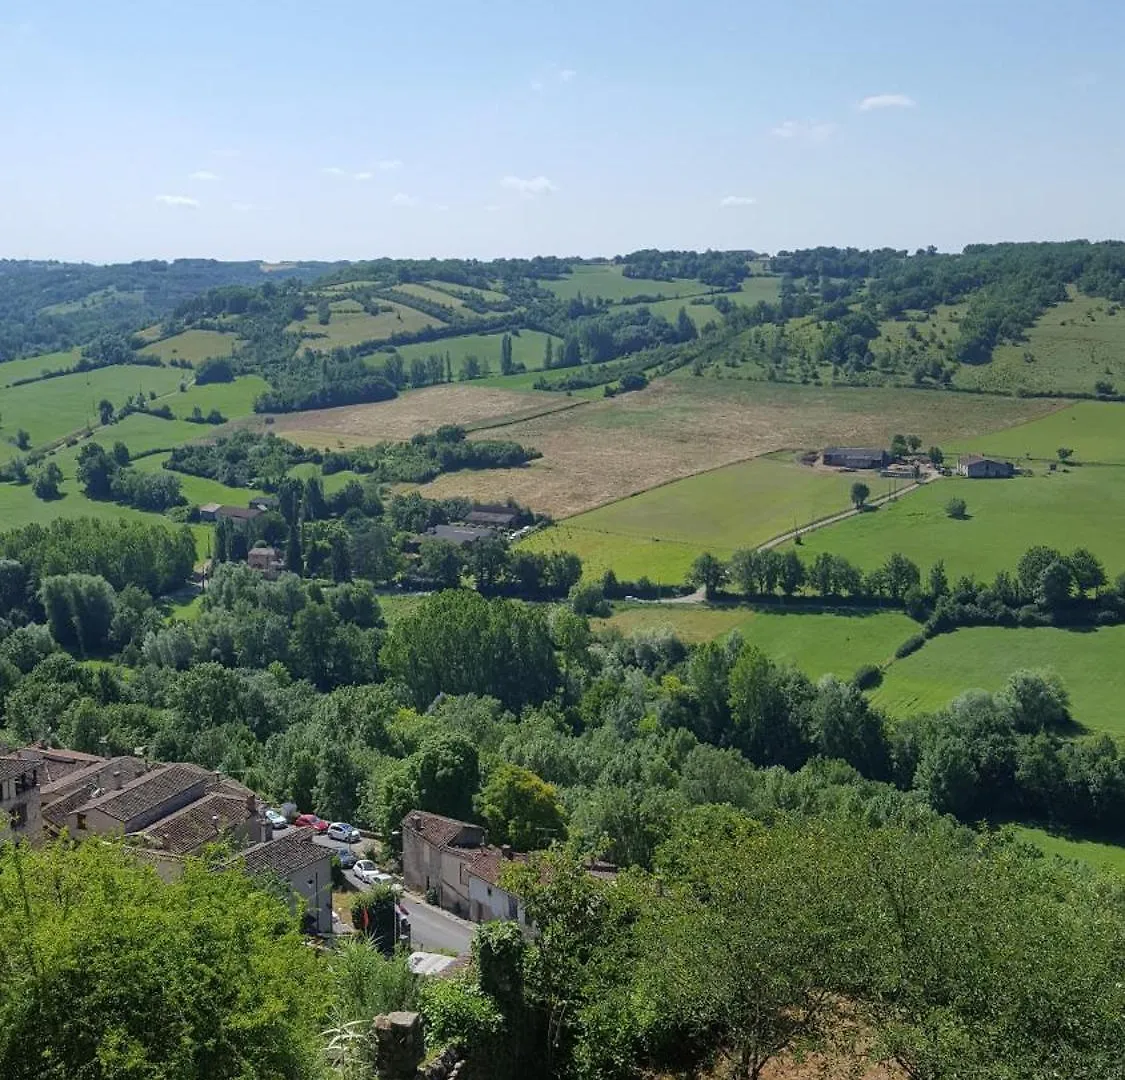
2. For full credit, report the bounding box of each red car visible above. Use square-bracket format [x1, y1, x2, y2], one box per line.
[294, 814, 329, 833]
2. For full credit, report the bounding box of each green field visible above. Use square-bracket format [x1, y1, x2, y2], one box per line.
[789, 465, 1125, 582]
[957, 290, 1125, 396]
[636, 297, 725, 329]
[130, 452, 266, 507]
[735, 276, 783, 304]
[872, 624, 1125, 736]
[140, 329, 240, 365]
[0, 364, 187, 458]
[169, 375, 269, 421]
[385, 329, 562, 376]
[598, 604, 916, 679]
[288, 302, 443, 350]
[947, 401, 1125, 466]
[426, 281, 508, 304]
[1010, 826, 1125, 875]
[0, 349, 83, 386]
[542, 265, 710, 303]
[522, 455, 862, 583]
[394, 282, 478, 314]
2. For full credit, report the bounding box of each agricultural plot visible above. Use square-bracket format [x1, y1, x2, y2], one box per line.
[946, 400, 1125, 466]
[170, 375, 269, 422]
[0, 349, 82, 386]
[140, 329, 240, 365]
[788, 463, 1125, 582]
[735, 276, 783, 304]
[426, 281, 508, 304]
[634, 297, 725, 329]
[384, 329, 562, 375]
[542, 265, 710, 303]
[287, 302, 442, 351]
[394, 283, 476, 313]
[0, 364, 186, 459]
[956, 290, 1125, 396]
[1010, 826, 1125, 875]
[872, 624, 1125, 738]
[129, 452, 266, 507]
[259, 383, 575, 449]
[521, 455, 860, 583]
[597, 604, 915, 678]
[419, 377, 1061, 519]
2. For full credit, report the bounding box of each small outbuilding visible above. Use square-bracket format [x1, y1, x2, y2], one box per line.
[957, 454, 1014, 479]
[823, 447, 889, 470]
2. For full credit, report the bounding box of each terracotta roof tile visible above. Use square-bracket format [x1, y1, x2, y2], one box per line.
[235, 827, 331, 878]
[75, 763, 212, 823]
[144, 793, 255, 855]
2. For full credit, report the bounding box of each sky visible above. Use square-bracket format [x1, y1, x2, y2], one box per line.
[1, 0, 1123, 262]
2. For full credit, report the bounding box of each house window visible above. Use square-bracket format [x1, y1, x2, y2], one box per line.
[76, 813, 87, 831]
[10, 802, 27, 828]
[508, 895, 518, 920]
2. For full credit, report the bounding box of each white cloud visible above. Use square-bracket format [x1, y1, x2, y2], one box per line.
[719, 195, 756, 208]
[770, 120, 837, 143]
[189, 169, 218, 181]
[354, 171, 373, 181]
[390, 192, 420, 207]
[434, 204, 450, 213]
[154, 194, 199, 208]
[559, 68, 577, 82]
[322, 166, 347, 176]
[858, 93, 916, 111]
[530, 79, 544, 93]
[376, 159, 402, 171]
[501, 175, 555, 197]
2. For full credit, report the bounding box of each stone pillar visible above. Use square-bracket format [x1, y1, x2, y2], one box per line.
[373, 1011, 425, 1079]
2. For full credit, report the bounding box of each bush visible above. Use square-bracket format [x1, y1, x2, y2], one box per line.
[895, 633, 926, 659]
[945, 497, 968, 519]
[853, 664, 883, 691]
[417, 975, 504, 1055]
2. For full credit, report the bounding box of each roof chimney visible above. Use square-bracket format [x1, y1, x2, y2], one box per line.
[501, 844, 512, 860]
[112, 770, 122, 790]
[412, 814, 423, 830]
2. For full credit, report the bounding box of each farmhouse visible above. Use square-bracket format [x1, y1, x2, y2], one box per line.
[198, 502, 222, 522]
[215, 504, 264, 524]
[823, 447, 889, 470]
[247, 546, 285, 577]
[426, 523, 499, 547]
[466, 505, 519, 529]
[957, 454, 1014, 479]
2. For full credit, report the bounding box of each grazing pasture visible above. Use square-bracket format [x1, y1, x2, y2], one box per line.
[1010, 826, 1125, 875]
[597, 604, 916, 678]
[420, 377, 1061, 519]
[169, 375, 269, 421]
[128, 451, 266, 507]
[287, 301, 442, 350]
[140, 329, 240, 365]
[425, 281, 508, 304]
[394, 283, 476, 312]
[872, 624, 1125, 737]
[788, 464, 1125, 582]
[0, 349, 83, 386]
[0, 364, 185, 458]
[521, 455, 859, 583]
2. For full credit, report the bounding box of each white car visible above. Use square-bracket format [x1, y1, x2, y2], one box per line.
[326, 822, 361, 844]
[265, 809, 288, 830]
[353, 860, 393, 886]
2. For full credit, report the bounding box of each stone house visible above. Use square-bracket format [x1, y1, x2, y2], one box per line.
[0, 755, 42, 841]
[957, 454, 1014, 478]
[401, 811, 488, 918]
[234, 827, 335, 933]
[823, 447, 890, 470]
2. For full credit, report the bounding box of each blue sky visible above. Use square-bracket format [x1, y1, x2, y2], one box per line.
[1, 0, 1123, 261]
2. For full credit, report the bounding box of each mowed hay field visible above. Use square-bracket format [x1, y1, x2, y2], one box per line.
[955, 289, 1125, 396]
[288, 301, 442, 351]
[597, 605, 916, 679]
[140, 329, 240, 365]
[521, 455, 859, 583]
[0, 364, 187, 458]
[385, 329, 562, 374]
[257, 384, 580, 450]
[419, 378, 1063, 519]
[872, 624, 1125, 737]
[169, 375, 269, 421]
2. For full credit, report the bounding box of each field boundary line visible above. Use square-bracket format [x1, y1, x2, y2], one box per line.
[465, 397, 590, 433]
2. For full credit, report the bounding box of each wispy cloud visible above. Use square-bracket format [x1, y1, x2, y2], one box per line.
[376, 159, 402, 171]
[154, 194, 199, 208]
[559, 68, 577, 82]
[770, 120, 837, 143]
[354, 171, 373, 181]
[858, 93, 916, 111]
[719, 195, 756, 208]
[322, 166, 347, 176]
[390, 192, 420, 207]
[189, 170, 219, 181]
[324, 165, 385, 181]
[530, 79, 544, 93]
[501, 175, 555, 197]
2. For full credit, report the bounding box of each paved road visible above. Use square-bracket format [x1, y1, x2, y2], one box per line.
[306, 832, 474, 953]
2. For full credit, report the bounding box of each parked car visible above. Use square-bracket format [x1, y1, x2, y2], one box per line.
[336, 849, 358, 870]
[264, 809, 288, 830]
[354, 860, 393, 886]
[326, 822, 361, 844]
[294, 814, 329, 833]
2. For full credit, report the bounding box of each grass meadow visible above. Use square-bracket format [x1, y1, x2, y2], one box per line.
[542, 265, 710, 303]
[0, 349, 83, 386]
[872, 624, 1125, 736]
[139, 329, 240, 366]
[425, 281, 509, 304]
[1010, 826, 1125, 875]
[521, 455, 861, 583]
[788, 460, 1125, 582]
[288, 302, 442, 350]
[596, 604, 916, 679]
[0, 364, 186, 459]
[170, 375, 269, 421]
[385, 329, 562, 376]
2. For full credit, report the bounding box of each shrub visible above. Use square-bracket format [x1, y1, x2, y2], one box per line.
[853, 664, 883, 691]
[418, 975, 504, 1055]
[895, 633, 926, 659]
[945, 497, 968, 519]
